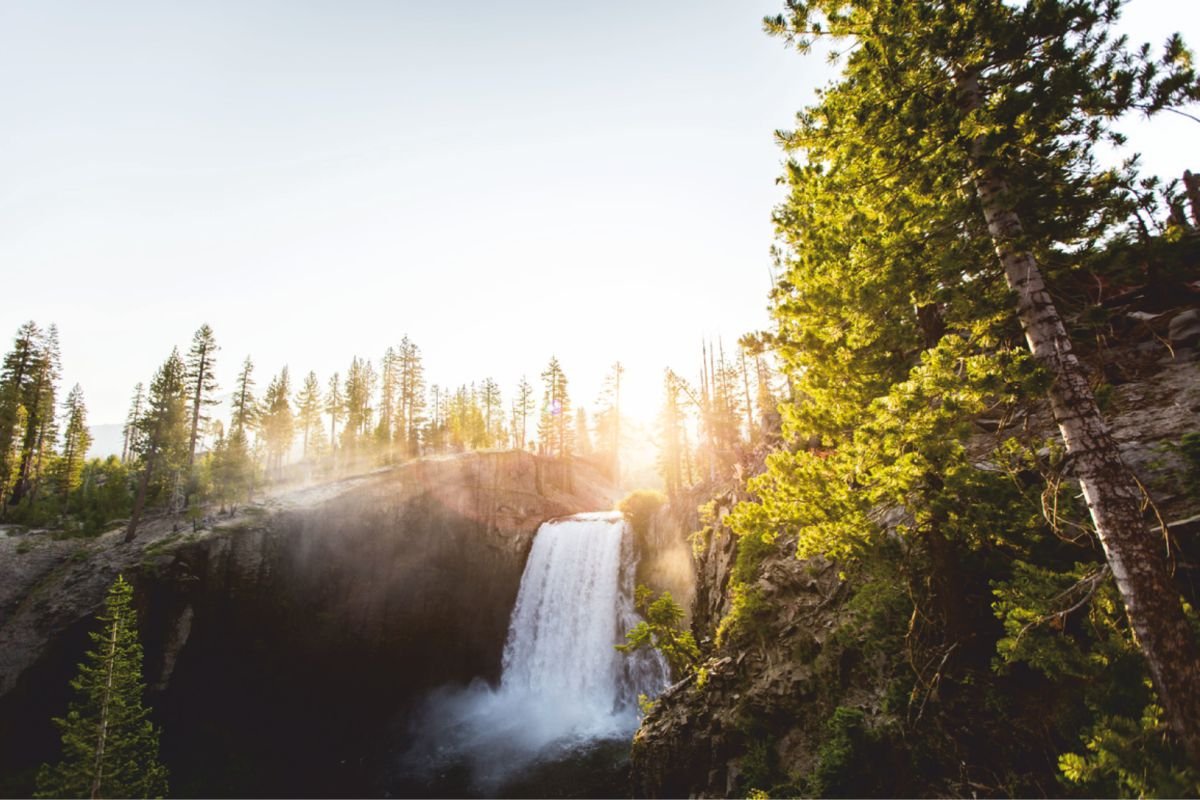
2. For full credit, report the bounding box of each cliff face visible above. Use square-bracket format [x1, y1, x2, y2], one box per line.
[631, 352, 1200, 798]
[0, 451, 613, 797]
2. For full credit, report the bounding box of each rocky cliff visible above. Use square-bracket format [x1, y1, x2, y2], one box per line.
[631, 344, 1200, 797]
[0, 451, 613, 797]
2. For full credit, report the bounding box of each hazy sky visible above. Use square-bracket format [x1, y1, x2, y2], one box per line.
[2, 0, 1198, 431]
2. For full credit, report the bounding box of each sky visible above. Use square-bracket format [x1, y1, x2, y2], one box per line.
[1, 0, 1198, 438]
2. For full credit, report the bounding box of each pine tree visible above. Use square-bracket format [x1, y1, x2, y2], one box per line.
[0, 322, 42, 506]
[480, 378, 503, 448]
[756, 0, 1200, 760]
[184, 324, 219, 467]
[260, 367, 294, 479]
[539, 357, 572, 458]
[295, 371, 323, 460]
[121, 384, 146, 465]
[11, 324, 61, 508]
[594, 361, 624, 481]
[341, 357, 372, 457]
[396, 337, 425, 458]
[57, 384, 91, 500]
[211, 428, 253, 512]
[657, 369, 689, 498]
[324, 372, 343, 467]
[514, 376, 535, 451]
[231, 357, 257, 438]
[377, 347, 398, 457]
[425, 384, 447, 453]
[126, 350, 188, 541]
[35, 575, 168, 799]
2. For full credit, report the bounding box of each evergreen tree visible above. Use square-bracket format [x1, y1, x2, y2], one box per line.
[514, 376, 535, 451]
[211, 428, 253, 512]
[324, 372, 343, 466]
[657, 369, 690, 498]
[126, 350, 188, 540]
[35, 575, 168, 799]
[11, 324, 61, 508]
[121, 384, 146, 465]
[184, 324, 219, 467]
[377, 347, 398, 457]
[295, 371, 323, 459]
[480, 378, 503, 448]
[425, 384, 447, 454]
[57, 384, 91, 500]
[231, 357, 258, 438]
[0, 322, 42, 505]
[341, 357, 372, 457]
[747, 0, 1200, 761]
[396, 336, 425, 458]
[538, 357, 572, 458]
[75, 457, 133, 536]
[211, 429, 253, 515]
[259, 367, 294, 479]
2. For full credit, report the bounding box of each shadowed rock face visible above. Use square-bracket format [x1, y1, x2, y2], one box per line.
[0, 451, 613, 798]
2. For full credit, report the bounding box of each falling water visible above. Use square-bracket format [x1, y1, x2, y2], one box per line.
[398, 512, 669, 794]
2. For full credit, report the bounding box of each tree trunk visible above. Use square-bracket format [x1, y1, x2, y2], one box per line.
[125, 447, 156, 542]
[90, 608, 119, 798]
[1183, 170, 1200, 229]
[960, 72, 1200, 764]
[187, 349, 206, 468]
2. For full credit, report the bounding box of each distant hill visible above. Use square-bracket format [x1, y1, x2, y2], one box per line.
[87, 424, 124, 460]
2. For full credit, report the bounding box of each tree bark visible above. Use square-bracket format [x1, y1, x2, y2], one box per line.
[90, 607, 119, 799]
[960, 72, 1200, 765]
[187, 348, 207, 468]
[125, 446, 156, 543]
[1184, 170, 1200, 229]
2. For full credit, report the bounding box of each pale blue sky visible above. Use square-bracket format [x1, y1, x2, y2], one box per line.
[1, 0, 1197, 429]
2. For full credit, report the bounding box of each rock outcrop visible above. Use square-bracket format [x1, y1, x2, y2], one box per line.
[631, 350, 1200, 798]
[0, 451, 612, 797]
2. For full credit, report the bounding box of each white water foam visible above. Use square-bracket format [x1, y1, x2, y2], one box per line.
[401, 512, 669, 792]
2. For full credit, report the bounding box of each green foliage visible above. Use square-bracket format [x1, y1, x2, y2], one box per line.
[538, 357, 572, 458]
[714, 526, 781, 648]
[73, 457, 133, 535]
[618, 489, 667, 542]
[618, 586, 700, 677]
[715, 582, 770, 648]
[35, 575, 168, 799]
[713, 0, 1200, 790]
[992, 561, 1107, 678]
[805, 707, 889, 798]
[992, 559, 1200, 795]
[738, 737, 778, 798]
[1059, 704, 1200, 798]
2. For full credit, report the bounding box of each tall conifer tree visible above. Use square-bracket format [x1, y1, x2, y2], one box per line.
[126, 350, 188, 540]
[121, 383, 146, 465]
[295, 371, 323, 459]
[539, 357, 572, 458]
[184, 324, 219, 467]
[231, 357, 257, 438]
[755, 0, 1200, 760]
[0, 322, 42, 506]
[514, 376, 535, 451]
[57, 384, 91, 500]
[35, 575, 168, 799]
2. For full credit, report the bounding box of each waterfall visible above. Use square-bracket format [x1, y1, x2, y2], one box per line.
[398, 512, 669, 793]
